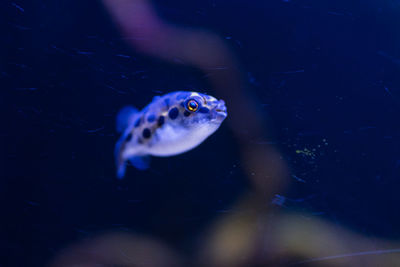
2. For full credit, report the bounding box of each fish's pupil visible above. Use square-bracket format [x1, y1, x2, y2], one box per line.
[188, 100, 198, 111]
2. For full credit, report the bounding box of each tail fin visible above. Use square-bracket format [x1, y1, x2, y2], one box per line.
[115, 106, 152, 178]
[115, 139, 127, 179]
[114, 143, 150, 179]
[115, 106, 139, 179]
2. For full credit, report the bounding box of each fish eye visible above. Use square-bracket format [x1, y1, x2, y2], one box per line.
[186, 99, 199, 112]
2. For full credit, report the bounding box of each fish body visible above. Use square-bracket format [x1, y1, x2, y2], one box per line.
[115, 91, 227, 178]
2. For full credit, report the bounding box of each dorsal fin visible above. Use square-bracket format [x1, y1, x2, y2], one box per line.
[116, 106, 139, 133]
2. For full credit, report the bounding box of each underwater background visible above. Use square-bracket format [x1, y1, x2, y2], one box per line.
[2, 0, 400, 266]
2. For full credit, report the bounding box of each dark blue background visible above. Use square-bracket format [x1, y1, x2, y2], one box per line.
[1, 0, 400, 266]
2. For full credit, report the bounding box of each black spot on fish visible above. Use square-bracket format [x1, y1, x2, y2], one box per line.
[134, 118, 141, 127]
[142, 128, 151, 139]
[147, 114, 156, 122]
[184, 110, 191, 117]
[199, 107, 210, 113]
[157, 115, 165, 126]
[180, 101, 185, 107]
[125, 133, 133, 142]
[168, 107, 179, 120]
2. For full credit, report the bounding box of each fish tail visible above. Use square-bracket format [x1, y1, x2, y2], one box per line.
[114, 139, 127, 179]
[116, 161, 126, 179]
[115, 106, 139, 178]
[115, 140, 149, 178]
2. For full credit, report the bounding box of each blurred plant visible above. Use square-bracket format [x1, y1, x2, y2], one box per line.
[50, 0, 400, 266]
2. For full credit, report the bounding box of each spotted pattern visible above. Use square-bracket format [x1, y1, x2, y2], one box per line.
[158, 116, 165, 126]
[142, 128, 151, 139]
[199, 107, 210, 113]
[147, 114, 156, 123]
[168, 107, 179, 120]
[125, 133, 133, 142]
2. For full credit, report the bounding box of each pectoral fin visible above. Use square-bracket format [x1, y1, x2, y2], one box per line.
[128, 155, 150, 170]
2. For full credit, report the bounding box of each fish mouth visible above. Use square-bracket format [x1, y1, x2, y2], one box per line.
[213, 100, 227, 120]
[215, 108, 227, 116]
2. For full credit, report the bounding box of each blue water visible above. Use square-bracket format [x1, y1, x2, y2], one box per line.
[2, 0, 400, 266]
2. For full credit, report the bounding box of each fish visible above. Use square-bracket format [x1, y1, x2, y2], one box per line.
[115, 91, 228, 179]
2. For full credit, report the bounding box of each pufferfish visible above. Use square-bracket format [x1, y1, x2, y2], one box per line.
[115, 91, 227, 178]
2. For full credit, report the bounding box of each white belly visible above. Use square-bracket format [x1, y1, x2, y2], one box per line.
[146, 123, 219, 157]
